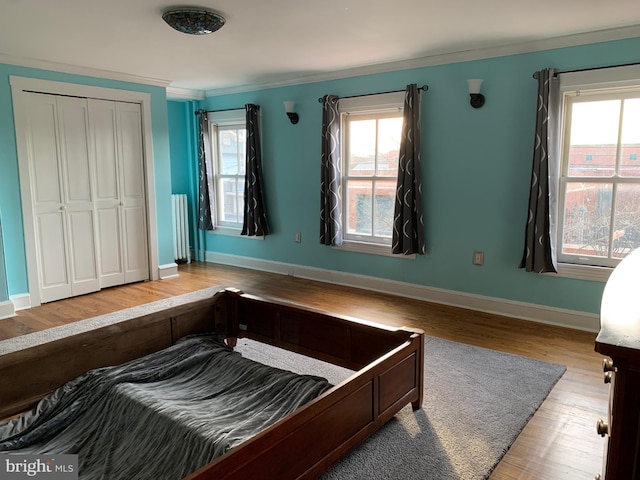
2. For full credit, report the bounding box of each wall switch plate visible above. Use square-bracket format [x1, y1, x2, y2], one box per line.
[295, 232, 301, 243]
[473, 251, 484, 266]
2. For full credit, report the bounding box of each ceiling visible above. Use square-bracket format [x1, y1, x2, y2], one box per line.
[1, 0, 640, 98]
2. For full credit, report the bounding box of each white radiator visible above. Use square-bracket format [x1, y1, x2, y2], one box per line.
[171, 194, 191, 263]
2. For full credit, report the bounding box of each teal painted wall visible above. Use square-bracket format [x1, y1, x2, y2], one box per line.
[168, 37, 640, 316]
[168, 100, 198, 248]
[169, 101, 196, 196]
[0, 64, 174, 298]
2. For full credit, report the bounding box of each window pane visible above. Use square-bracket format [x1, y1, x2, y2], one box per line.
[376, 117, 402, 177]
[237, 129, 246, 176]
[612, 184, 640, 258]
[620, 98, 640, 178]
[567, 100, 620, 177]
[562, 182, 612, 258]
[346, 179, 372, 235]
[219, 129, 240, 174]
[220, 178, 239, 223]
[237, 178, 245, 222]
[348, 119, 376, 176]
[373, 181, 395, 237]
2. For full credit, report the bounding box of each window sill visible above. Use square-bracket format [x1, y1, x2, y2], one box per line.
[548, 263, 613, 283]
[211, 226, 264, 240]
[333, 240, 416, 259]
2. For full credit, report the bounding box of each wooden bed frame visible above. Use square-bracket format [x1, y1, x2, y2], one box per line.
[0, 287, 424, 480]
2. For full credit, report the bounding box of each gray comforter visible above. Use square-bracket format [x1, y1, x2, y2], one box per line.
[0, 334, 331, 479]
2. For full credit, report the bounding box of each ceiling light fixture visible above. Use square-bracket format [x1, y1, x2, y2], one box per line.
[162, 8, 226, 35]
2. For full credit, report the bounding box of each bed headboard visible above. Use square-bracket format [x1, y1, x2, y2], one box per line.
[217, 288, 418, 370]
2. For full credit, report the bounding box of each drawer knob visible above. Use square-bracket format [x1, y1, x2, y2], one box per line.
[604, 371, 612, 384]
[603, 358, 615, 372]
[595, 475, 601, 480]
[596, 419, 609, 437]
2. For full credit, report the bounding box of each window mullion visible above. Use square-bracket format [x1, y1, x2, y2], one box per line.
[235, 177, 241, 222]
[607, 183, 618, 259]
[371, 178, 376, 236]
[614, 100, 625, 177]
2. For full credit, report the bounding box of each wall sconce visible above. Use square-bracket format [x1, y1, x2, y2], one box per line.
[283, 101, 299, 124]
[467, 79, 485, 109]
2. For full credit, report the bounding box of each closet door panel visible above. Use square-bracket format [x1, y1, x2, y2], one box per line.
[36, 212, 70, 303]
[25, 94, 71, 303]
[27, 97, 62, 205]
[118, 105, 145, 200]
[96, 207, 123, 288]
[122, 206, 148, 282]
[67, 210, 99, 296]
[117, 103, 148, 283]
[90, 100, 119, 200]
[56, 97, 100, 297]
[89, 99, 124, 288]
[58, 98, 92, 204]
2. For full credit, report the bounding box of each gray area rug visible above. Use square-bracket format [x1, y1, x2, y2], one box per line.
[237, 336, 566, 480]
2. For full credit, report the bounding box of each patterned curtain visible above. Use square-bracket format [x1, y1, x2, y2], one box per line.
[197, 111, 215, 230]
[519, 68, 561, 273]
[241, 104, 270, 236]
[319, 95, 343, 246]
[392, 84, 425, 255]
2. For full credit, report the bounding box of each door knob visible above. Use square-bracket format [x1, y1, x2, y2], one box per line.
[596, 419, 609, 437]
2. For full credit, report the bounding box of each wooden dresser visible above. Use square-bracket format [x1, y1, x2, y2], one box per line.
[595, 248, 640, 480]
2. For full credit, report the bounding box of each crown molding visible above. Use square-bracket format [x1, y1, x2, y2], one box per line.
[2, 24, 639, 99]
[0, 52, 172, 88]
[204, 24, 640, 97]
[166, 86, 205, 100]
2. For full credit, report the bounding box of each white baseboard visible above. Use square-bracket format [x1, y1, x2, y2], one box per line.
[158, 263, 179, 279]
[205, 251, 600, 332]
[9, 293, 30, 312]
[0, 300, 16, 319]
[6, 265, 181, 313]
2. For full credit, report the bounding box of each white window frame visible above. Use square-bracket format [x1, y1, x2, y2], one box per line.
[555, 65, 640, 282]
[336, 92, 414, 258]
[208, 109, 246, 236]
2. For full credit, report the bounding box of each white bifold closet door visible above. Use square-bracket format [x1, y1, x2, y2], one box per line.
[24, 93, 148, 303]
[90, 99, 148, 288]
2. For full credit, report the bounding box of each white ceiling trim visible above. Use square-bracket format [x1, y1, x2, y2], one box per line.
[2, 24, 640, 100]
[0, 52, 171, 88]
[203, 24, 640, 97]
[166, 86, 205, 101]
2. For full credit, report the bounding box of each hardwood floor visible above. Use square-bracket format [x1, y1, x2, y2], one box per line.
[1, 261, 608, 479]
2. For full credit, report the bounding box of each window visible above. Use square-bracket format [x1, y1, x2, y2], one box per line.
[209, 110, 246, 230]
[557, 68, 640, 270]
[338, 92, 404, 252]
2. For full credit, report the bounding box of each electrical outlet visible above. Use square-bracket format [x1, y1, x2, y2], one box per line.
[295, 232, 301, 243]
[473, 251, 484, 266]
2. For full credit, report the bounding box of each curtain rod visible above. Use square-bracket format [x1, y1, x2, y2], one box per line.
[316, 85, 428, 103]
[533, 61, 640, 78]
[195, 106, 259, 115]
